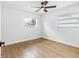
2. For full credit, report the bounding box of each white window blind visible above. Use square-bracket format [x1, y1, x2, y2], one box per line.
[58, 14, 79, 28]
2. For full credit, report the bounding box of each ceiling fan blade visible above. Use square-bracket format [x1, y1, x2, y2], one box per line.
[44, 1, 48, 6]
[45, 6, 56, 8]
[41, 1, 48, 6]
[44, 8, 48, 12]
[44, 9, 48, 12]
[35, 8, 42, 12]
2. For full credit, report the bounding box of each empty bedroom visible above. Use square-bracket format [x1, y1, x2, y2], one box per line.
[0, 0, 79, 58]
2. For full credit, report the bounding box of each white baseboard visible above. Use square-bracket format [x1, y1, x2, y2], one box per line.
[5, 36, 79, 48]
[43, 36, 79, 48]
[5, 36, 41, 46]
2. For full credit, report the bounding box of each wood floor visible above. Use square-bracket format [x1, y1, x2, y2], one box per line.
[0, 47, 1, 58]
[1, 38, 79, 58]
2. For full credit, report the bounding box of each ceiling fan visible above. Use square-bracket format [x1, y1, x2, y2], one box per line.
[34, 1, 56, 12]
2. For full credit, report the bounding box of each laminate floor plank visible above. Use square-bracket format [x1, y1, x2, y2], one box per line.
[1, 38, 79, 58]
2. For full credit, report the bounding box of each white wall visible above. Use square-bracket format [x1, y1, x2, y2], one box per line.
[0, 2, 1, 42]
[42, 4, 79, 47]
[0, 2, 1, 58]
[0, 2, 1, 41]
[1, 4, 41, 45]
[1, 1, 79, 48]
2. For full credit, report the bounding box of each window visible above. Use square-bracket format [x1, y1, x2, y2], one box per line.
[24, 18, 36, 27]
[58, 14, 79, 28]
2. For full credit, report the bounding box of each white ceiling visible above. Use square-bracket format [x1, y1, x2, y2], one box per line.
[2, 1, 79, 15]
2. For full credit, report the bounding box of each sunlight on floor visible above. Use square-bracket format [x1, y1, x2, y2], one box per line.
[23, 46, 38, 58]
